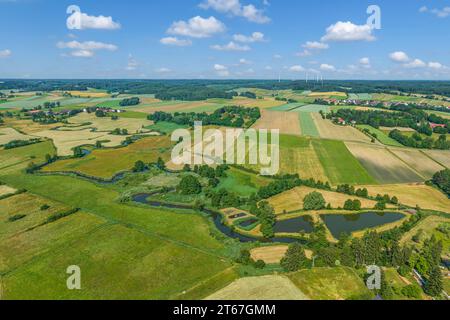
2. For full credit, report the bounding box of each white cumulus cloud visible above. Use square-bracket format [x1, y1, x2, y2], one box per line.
[66, 6, 121, 30]
[0, 49, 12, 58]
[321, 21, 375, 42]
[211, 41, 251, 51]
[214, 63, 230, 76]
[320, 63, 336, 71]
[167, 16, 225, 38]
[57, 40, 118, 58]
[389, 51, 410, 63]
[404, 59, 427, 68]
[428, 62, 443, 69]
[289, 65, 304, 72]
[200, 0, 270, 24]
[303, 41, 329, 50]
[233, 32, 265, 43]
[160, 37, 192, 46]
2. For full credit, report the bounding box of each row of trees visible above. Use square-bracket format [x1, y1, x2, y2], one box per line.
[119, 97, 140, 106]
[3, 139, 40, 150]
[432, 169, 450, 197]
[389, 130, 450, 150]
[149, 106, 261, 129]
[3, 80, 450, 98]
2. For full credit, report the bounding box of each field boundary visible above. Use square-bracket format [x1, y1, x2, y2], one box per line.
[385, 147, 427, 181]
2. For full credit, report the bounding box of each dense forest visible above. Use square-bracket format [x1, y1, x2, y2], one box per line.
[2, 80, 450, 98]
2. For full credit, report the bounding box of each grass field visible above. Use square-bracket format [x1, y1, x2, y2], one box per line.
[267, 186, 378, 214]
[357, 125, 403, 147]
[0, 160, 234, 299]
[312, 114, 371, 143]
[252, 110, 301, 136]
[0, 141, 56, 175]
[348, 93, 372, 100]
[146, 121, 189, 134]
[278, 137, 328, 181]
[205, 275, 309, 300]
[293, 104, 331, 113]
[288, 267, 371, 300]
[298, 113, 319, 137]
[2, 224, 231, 299]
[312, 139, 376, 185]
[268, 103, 305, 111]
[360, 184, 450, 213]
[215, 167, 271, 197]
[400, 215, 450, 252]
[345, 142, 424, 184]
[43, 136, 173, 178]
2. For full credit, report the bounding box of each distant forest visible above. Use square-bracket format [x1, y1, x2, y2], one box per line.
[2, 79, 450, 100]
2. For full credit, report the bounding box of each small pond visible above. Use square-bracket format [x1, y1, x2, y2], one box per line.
[274, 216, 314, 234]
[321, 212, 406, 238]
[238, 218, 259, 228]
[132, 193, 304, 244]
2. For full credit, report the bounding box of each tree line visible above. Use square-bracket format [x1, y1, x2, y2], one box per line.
[149, 106, 261, 128]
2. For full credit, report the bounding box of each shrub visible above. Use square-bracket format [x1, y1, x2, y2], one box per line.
[8, 214, 26, 222]
[253, 260, 266, 269]
[401, 285, 422, 299]
[178, 175, 202, 195]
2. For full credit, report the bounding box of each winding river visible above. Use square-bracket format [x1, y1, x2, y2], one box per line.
[132, 193, 304, 244]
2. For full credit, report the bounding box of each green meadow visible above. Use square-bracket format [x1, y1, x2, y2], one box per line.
[312, 139, 377, 185]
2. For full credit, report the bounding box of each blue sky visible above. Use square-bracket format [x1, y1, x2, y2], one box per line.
[0, 0, 449, 79]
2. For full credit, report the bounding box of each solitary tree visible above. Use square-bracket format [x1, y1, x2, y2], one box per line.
[178, 175, 202, 195]
[303, 192, 326, 211]
[424, 265, 443, 297]
[280, 243, 310, 272]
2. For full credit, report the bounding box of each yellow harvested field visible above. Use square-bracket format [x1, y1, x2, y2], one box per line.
[423, 150, 450, 168]
[65, 112, 153, 133]
[279, 140, 328, 181]
[312, 114, 371, 143]
[133, 101, 215, 113]
[0, 128, 36, 145]
[205, 275, 309, 300]
[252, 110, 301, 135]
[308, 92, 347, 98]
[360, 184, 450, 213]
[345, 142, 423, 184]
[389, 148, 445, 179]
[379, 126, 415, 132]
[232, 97, 286, 109]
[34, 129, 130, 156]
[0, 185, 16, 196]
[3, 119, 60, 134]
[250, 245, 288, 264]
[63, 91, 110, 98]
[268, 186, 378, 214]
